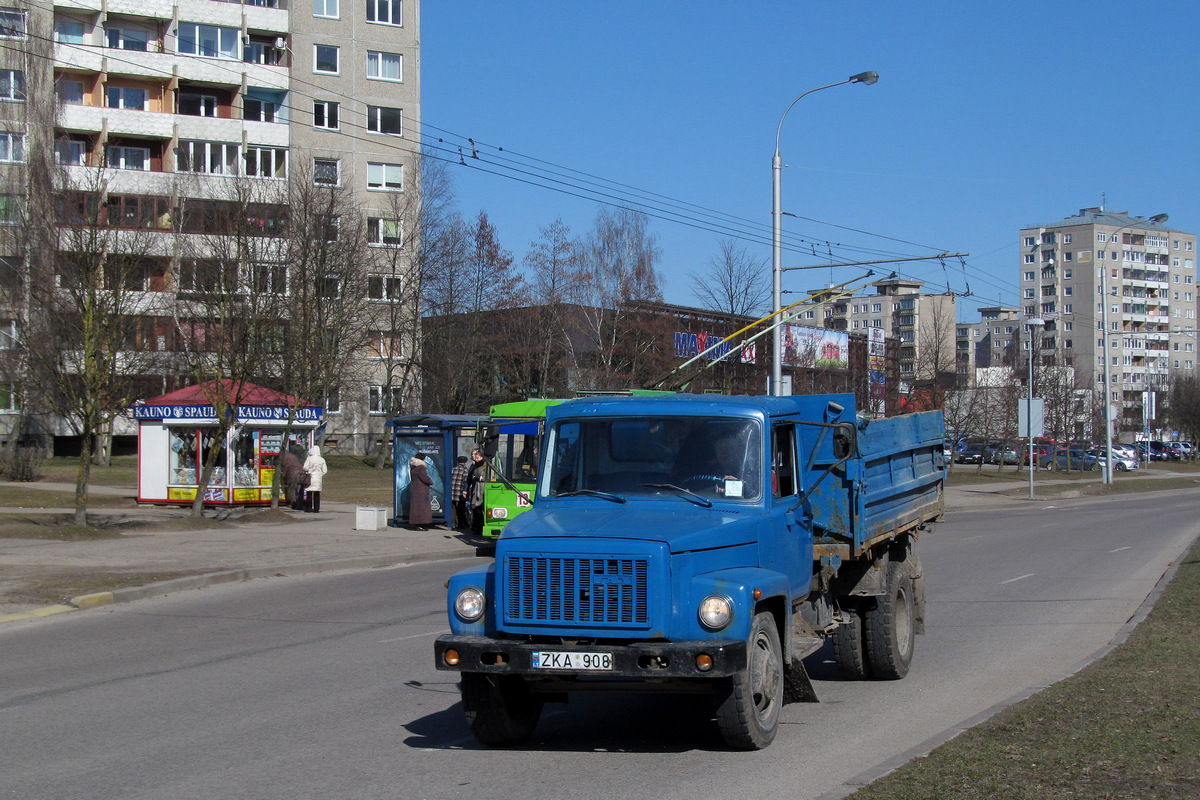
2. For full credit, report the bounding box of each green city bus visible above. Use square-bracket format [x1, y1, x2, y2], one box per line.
[479, 398, 564, 538]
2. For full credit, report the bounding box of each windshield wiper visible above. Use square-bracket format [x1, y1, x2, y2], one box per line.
[556, 488, 627, 503]
[643, 483, 713, 508]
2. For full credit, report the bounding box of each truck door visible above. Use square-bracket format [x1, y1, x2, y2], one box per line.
[767, 423, 810, 598]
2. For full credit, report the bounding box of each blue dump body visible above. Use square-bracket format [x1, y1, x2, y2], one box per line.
[434, 393, 945, 750]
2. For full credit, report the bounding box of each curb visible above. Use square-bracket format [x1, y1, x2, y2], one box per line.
[0, 547, 477, 625]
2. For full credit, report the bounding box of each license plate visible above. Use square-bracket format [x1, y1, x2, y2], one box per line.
[532, 650, 613, 671]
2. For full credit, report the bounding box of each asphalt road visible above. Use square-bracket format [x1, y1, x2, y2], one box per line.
[2, 492, 1196, 800]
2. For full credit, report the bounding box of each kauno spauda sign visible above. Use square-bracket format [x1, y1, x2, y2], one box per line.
[132, 404, 323, 422]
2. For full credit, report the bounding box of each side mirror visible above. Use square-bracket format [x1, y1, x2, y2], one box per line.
[479, 422, 500, 459]
[833, 421, 857, 460]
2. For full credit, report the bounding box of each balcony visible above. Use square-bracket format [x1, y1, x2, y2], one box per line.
[58, 104, 175, 138]
[106, 0, 174, 18]
[173, 57, 288, 90]
[175, 115, 289, 147]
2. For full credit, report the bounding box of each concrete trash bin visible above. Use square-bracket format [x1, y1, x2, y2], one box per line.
[356, 507, 388, 531]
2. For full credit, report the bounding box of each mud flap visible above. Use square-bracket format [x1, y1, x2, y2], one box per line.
[907, 554, 926, 635]
[783, 658, 819, 704]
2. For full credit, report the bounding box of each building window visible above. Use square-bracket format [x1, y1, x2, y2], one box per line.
[1023, 271, 1034, 281]
[244, 146, 287, 179]
[367, 217, 403, 247]
[106, 25, 149, 51]
[1023, 236, 1036, 246]
[244, 90, 286, 123]
[366, 50, 402, 81]
[313, 157, 339, 185]
[366, 161, 403, 191]
[314, 0, 338, 17]
[1064, 286, 1072, 296]
[106, 86, 147, 110]
[55, 138, 87, 165]
[177, 23, 239, 59]
[366, 0, 401, 25]
[366, 105, 402, 135]
[369, 385, 403, 414]
[252, 262, 287, 295]
[1023, 254, 1035, 264]
[1097, 250, 1105, 260]
[176, 140, 239, 174]
[368, 273, 404, 300]
[0, 132, 23, 163]
[0, 381, 19, 411]
[370, 331, 402, 359]
[1023, 288, 1034, 299]
[178, 92, 217, 117]
[1063, 304, 1072, 314]
[325, 389, 340, 414]
[0, 69, 23, 101]
[0, 8, 27, 38]
[0, 318, 15, 348]
[107, 145, 149, 170]
[55, 19, 84, 43]
[55, 79, 84, 105]
[1063, 251, 1073, 262]
[313, 100, 339, 130]
[314, 44, 339, 74]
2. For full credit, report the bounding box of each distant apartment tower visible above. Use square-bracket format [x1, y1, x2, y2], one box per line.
[0, 0, 421, 453]
[812, 277, 956, 392]
[955, 305, 1020, 386]
[1018, 208, 1196, 434]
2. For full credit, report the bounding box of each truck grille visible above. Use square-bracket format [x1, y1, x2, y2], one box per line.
[503, 555, 650, 628]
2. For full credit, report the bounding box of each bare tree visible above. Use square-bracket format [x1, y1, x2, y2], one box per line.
[522, 218, 583, 397]
[572, 206, 665, 390]
[690, 237, 769, 319]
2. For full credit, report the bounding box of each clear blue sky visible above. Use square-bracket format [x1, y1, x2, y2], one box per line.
[420, 1, 1200, 320]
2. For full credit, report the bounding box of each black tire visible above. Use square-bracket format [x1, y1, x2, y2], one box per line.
[864, 559, 915, 680]
[460, 673, 543, 747]
[1116, 462, 1128, 472]
[714, 611, 784, 750]
[831, 603, 870, 680]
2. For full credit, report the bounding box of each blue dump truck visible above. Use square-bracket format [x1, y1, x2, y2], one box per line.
[434, 393, 945, 749]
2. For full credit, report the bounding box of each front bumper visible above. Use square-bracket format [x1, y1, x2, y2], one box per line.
[434, 635, 747, 679]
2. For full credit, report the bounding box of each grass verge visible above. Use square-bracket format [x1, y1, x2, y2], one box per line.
[849, 536, 1200, 799]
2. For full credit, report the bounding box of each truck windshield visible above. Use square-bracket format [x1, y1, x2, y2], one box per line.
[541, 416, 762, 502]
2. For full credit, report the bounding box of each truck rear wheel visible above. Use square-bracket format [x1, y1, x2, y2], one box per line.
[461, 673, 543, 747]
[831, 603, 870, 680]
[864, 559, 915, 679]
[714, 611, 783, 749]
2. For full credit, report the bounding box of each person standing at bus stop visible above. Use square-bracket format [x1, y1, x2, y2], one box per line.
[466, 448, 486, 536]
[450, 455, 470, 529]
[408, 451, 434, 530]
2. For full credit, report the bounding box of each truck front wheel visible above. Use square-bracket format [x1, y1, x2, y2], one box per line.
[715, 611, 783, 749]
[864, 559, 915, 679]
[461, 673, 543, 747]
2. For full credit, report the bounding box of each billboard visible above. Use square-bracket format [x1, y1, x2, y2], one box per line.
[781, 325, 849, 369]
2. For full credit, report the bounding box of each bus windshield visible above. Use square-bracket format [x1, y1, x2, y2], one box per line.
[541, 416, 762, 502]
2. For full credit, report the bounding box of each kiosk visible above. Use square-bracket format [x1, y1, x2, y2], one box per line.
[133, 381, 323, 505]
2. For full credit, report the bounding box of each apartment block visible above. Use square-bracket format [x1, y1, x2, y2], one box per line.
[1018, 208, 1196, 434]
[811, 277, 957, 392]
[0, 0, 420, 454]
[955, 305, 1020, 386]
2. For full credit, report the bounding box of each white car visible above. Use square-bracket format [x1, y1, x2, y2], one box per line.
[1088, 448, 1139, 472]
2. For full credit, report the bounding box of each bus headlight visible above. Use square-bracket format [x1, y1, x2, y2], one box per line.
[489, 507, 508, 520]
[454, 587, 486, 621]
[698, 595, 733, 630]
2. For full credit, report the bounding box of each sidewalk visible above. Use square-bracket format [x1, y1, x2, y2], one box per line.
[0, 486, 484, 622]
[0, 471, 1189, 623]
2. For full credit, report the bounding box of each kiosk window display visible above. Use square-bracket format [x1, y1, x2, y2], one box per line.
[133, 381, 322, 506]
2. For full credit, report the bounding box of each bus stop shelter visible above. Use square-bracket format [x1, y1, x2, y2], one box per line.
[387, 414, 481, 526]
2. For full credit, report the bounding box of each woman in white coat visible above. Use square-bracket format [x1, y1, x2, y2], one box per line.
[303, 445, 329, 513]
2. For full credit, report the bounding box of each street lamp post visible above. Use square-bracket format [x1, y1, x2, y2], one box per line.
[771, 71, 878, 396]
[1100, 213, 1168, 484]
[1026, 317, 1045, 500]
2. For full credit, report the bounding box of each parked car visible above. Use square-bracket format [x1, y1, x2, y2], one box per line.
[1022, 440, 1056, 466]
[1041, 447, 1096, 471]
[1087, 448, 1139, 472]
[1136, 441, 1168, 461]
[1163, 442, 1188, 461]
[955, 444, 986, 464]
[1112, 443, 1139, 460]
[985, 444, 1020, 465]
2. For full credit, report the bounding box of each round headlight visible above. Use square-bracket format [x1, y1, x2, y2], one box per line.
[455, 587, 486, 621]
[698, 595, 733, 630]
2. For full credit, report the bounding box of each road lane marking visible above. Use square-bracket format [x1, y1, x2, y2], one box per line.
[378, 630, 444, 644]
[1002, 573, 1036, 584]
[1109, 546, 1132, 553]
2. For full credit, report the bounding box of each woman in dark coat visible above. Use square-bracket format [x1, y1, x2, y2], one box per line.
[409, 452, 434, 528]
